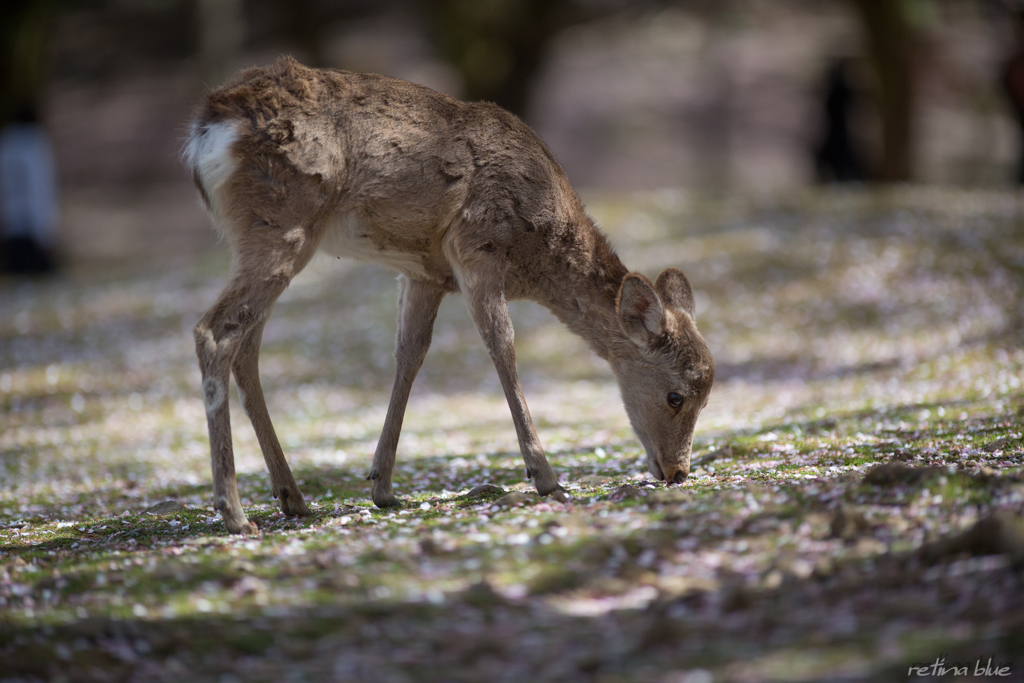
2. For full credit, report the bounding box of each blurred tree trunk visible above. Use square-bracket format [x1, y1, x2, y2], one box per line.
[427, 0, 581, 117]
[0, 0, 56, 125]
[849, 0, 918, 182]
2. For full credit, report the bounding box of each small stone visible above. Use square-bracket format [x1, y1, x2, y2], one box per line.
[853, 537, 886, 556]
[578, 474, 612, 487]
[720, 583, 754, 611]
[182, 536, 226, 546]
[418, 538, 443, 556]
[862, 462, 941, 487]
[648, 489, 689, 505]
[492, 492, 537, 508]
[742, 481, 769, 494]
[464, 484, 504, 499]
[461, 580, 506, 607]
[812, 557, 834, 579]
[830, 507, 870, 541]
[762, 569, 783, 590]
[919, 510, 1024, 567]
[610, 485, 643, 500]
[983, 437, 1012, 453]
[973, 467, 999, 481]
[144, 501, 185, 516]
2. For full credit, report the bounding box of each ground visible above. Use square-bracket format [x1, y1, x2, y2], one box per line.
[1, 187, 1023, 682]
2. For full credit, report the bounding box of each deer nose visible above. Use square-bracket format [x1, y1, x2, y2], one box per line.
[648, 454, 689, 484]
[660, 463, 689, 484]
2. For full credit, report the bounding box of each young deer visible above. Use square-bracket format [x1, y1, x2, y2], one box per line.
[184, 57, 714, 534]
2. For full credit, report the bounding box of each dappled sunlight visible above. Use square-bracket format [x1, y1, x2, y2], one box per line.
[3, 188, 1024, 681]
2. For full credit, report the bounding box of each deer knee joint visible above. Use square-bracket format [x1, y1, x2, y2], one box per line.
[232, 304, 257, 329]
[202, 377, 226, 415]
[270, 269, 292, 287]
[194, 324, 218, 358]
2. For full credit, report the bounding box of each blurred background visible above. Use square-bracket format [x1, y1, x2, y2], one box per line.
[0, 0, 1022, 271]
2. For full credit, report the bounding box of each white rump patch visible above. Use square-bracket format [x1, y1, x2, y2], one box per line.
[184, 120, 240, 218]
[202, 377, 226, 416]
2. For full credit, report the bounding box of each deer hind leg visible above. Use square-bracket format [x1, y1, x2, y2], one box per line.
[455, 258, 563, 498]
[232, 317, 311, 517]
[195, 222, 321, 533]
[368, 276, 446, 508]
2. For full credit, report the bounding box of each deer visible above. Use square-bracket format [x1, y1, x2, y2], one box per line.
[183, 57, 715, 534]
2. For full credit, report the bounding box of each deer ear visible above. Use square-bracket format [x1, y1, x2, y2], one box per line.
[655, 267, 695, 319]
[617, 273, 665, 347]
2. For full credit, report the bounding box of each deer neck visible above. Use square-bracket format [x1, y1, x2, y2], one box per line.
[535, 220, 631, 362]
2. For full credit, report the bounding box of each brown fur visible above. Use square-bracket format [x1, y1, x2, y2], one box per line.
[185, 57, 714, 533]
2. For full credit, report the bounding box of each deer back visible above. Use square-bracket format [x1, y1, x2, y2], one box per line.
[185, 57, 597, 298]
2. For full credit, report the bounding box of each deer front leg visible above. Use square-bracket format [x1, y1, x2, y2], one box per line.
[369, 277, 446, 508]
[232, 318, 310, 517]
[460, 267, 563, 498]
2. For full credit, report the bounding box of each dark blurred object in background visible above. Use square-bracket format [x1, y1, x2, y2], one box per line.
[0, 0, 1011, 269]
[0, 0, 54, 124]
[428, 0, 578, 117]
[814, 57, 868, 183]
[848, 0, 921, 183]
[0, 103, 59, 275]
[1003, 10, 1024, 184]
[1, 0, 59, 275]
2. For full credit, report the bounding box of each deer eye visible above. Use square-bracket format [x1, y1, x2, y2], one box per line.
[667, 392, 684, 409]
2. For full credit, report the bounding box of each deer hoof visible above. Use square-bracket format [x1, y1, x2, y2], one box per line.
[372, 483, 400, 509]
[373, 494, 400, 509]
[224, 515, 259, 535]
[546, 487, 570, 504]
[534, 478, 564, 498]
[280, 493, 311, 517]
[274, 484, 311, 516]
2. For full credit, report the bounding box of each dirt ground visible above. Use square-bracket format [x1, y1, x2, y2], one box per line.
[2, 187, 1023, 682]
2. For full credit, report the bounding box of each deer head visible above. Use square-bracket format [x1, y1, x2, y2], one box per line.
[612, 267, 715, 483]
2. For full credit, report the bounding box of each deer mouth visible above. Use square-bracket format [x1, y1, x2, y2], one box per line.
[648, 457, 665, 481]
[648, 456, 689, 484]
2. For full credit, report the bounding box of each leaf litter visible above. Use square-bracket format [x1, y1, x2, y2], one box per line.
[1, 187, 1024, 682]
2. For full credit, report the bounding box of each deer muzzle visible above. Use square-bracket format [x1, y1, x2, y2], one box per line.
[647, 455, 690, 484]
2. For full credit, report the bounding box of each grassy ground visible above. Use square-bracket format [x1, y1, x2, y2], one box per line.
[2, 187, 1023, 683]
